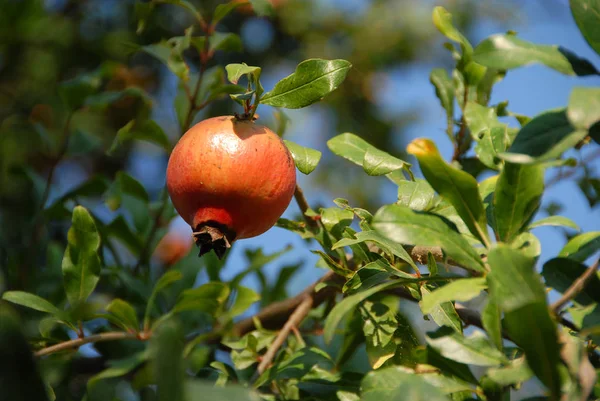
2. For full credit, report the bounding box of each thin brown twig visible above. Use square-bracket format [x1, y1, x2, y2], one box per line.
[35, 331, 141, 357]
[551, 258, 600, 313]
[255, 295, 314, 377]
[293, 184, 318, 228]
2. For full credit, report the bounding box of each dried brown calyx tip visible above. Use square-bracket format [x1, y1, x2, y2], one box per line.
[192, 221, 236, 259]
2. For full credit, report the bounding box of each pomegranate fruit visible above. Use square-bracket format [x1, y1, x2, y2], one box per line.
[166, 116, 296, 258]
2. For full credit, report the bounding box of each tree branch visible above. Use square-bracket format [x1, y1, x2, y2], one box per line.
[293, 184, 318, 228]
[551, 258, 600, 313]
[35, 331, 140, 357]
[255, 295, 313, 376]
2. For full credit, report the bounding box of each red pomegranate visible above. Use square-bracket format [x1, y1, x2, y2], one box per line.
[166, 116, 296, 258]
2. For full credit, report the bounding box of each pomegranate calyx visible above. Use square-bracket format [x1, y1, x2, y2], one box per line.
[192, 222, 236, 259]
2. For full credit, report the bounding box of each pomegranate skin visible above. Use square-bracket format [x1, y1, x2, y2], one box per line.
[166, 116, 296, 256]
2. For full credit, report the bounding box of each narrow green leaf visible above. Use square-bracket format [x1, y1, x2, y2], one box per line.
[186, 381, 261, 401]
[261, 59, 352, 109]
[213, 1, 245, 25]
[104, 171, 149, 211]
[162, 1, 203, 24]
[487, 245, 561, 397]
[172, 282, 230, 315]
[426, 326, 507, 366]
[482, 297, 503, 350]
[570, 0, 600, 56]
[323, 281, 404, 344]
[62, 206, 102, 305]
[226, 286, 260, 319]
[559, 231, 600, 262]
[542, 257, 600, 305]
[397, 179, 436, 211]
[487, 245, 546, 312]
[502, 109, 588, 164]
[421, 278, 487, 314]
[363, 147, 407, 176]
[486, 357, 533, 386]
[473, 34, 598, 76]
[88, 352, 148, 392]
[327, 133, 408, 182]
[567, 87, 600, 130]
[527, 215, 580, 231]
[0, 305, 50, 401]
[430, 68, 454, 140]
[361, 366, 451, 401]
[106, 299, 139, 332]
[283, 140, 322, 175]
[372, 205, 486, 272]
[331, 230, 417, 270]
[432, 6, 472, 57]
[463, 102, 511, 169]
[421, 286, 463, 333]
[493, 162, 544, 242]
[209, 32, 243, 53]
[145, 271, 183, 327]
[2, 292, 61, 315]
[58, 74, 101, 110]
[153, 319, 185, 401]
[108, 119, 171, 155]
[408, 138, 491, 247]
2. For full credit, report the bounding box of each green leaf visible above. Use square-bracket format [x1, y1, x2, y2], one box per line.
[2, 292, 61, 315]
[421, 286, 463, 333]
[542, 257, 600, 305]
[487, 245, 561, 397]
[249, 0, 275, 17]
[559, 231, 600, 262]
[426, 326, 507, 366]
[324, 280, 404, 344]
[502, 109, 588, 164]
[527, 216, 580, 231]
[172, 282, 229, 316]
[261, 59, 352, 109]
[140, 33, 191, 81]
[144, 270, 183, 328]
[397, 179, 436, 211]
[463, 102, 511, 169]
[0, 305, 50, 401]
[106, 299, 139, 332]
[432, 6, 472, 57]
[473, 34, 598, 76]
[327, 133, 408, 182]
[567, 87, 600, 130]
[161, 1, 203, 25]
[283, 140, 321, 175]
[58, 74, 101, 110]
[256, 347, 333, 386]
[493, 162, 543, 242]
[209, 32, 243, 53]
[104, 171, 149, 211]
[225, 63, 261, 84]
[212, 2, 245, 25]
[84, 87, 151, 111]
[570, 0, 600, 56]
[372, 205, 486, 272]
[486, 357, 533, 386]
[153, 319, 185, 401]
[430, 68, 454, 140]
[361, 366, 451, 401]
[88, 351, 148, 392]
[226, 286, 260, 319]
[186, 381, 261, 401]
[108, 119, 171, 155]
[362, 147, 407, 176]
[62, 206, 102, 305]
[420, 278, 487, 314]
[482, 297, 503, 350]
[407, 138, 491, 247]
[487, 245, 546, 312]
[361, 300, 397, 348]
[332, 230, 417, 270]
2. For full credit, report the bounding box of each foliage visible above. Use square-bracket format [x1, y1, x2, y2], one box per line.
[1, 1, 600, 401]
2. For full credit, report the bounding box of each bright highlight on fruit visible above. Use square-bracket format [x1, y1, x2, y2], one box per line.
[166, 116, 296, 259]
